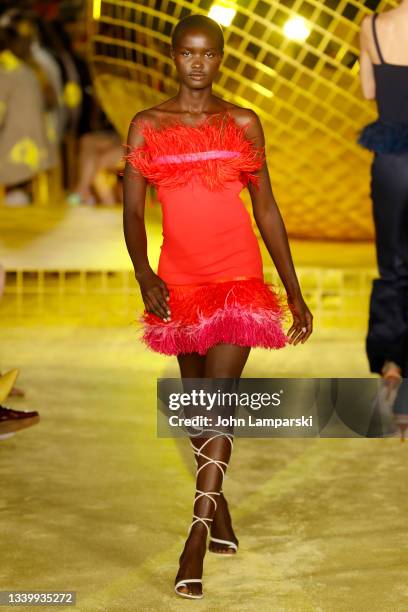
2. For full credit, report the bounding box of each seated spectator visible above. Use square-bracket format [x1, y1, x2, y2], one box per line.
[0, 16, 55, 205]
[67, 129, 123, 206]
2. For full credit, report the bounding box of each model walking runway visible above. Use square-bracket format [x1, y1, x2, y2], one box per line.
[123, 13, 312, 600]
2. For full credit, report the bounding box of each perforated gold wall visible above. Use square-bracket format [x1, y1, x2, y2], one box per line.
[88, 0, 397, 240]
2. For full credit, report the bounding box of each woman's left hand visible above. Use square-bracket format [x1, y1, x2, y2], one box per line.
[286, 293, 313, 345]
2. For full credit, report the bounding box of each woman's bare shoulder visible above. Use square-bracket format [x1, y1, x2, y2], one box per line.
[222, 104, 264, 146]
[225, 103, 260, 129]
[129, 107, 165, 129]
[364, 7, 401, 27]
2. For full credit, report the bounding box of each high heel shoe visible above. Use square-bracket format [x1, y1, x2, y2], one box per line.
[208, 536, 238, 554]
[381, 361, 402, 388]
[382, 362, 408, 442]
[174, 577, 204, 600]
[190, 435, 238, 556]
[377, 362, 403, 437]
[175, 433, 232, 599]
[174, 514, 214, 599]
[208, 493, 239, 555]
[393, 414, 408, 442]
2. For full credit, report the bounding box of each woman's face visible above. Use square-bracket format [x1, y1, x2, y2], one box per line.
[171, 27, 223, 88]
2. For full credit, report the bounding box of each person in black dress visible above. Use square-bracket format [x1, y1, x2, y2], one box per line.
[359, 4, 408, 440]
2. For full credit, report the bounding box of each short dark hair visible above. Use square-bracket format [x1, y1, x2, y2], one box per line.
[171, 14, 224, 53]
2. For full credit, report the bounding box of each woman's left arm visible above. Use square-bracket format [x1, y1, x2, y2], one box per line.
[245, 111, 313, 345]
[359, 15, 376, 100]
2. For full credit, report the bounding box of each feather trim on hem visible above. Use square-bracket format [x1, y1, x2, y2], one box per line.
[124, 112, 265, 191]
[135, 278, 290, 356]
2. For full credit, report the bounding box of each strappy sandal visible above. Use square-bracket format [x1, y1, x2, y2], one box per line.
[380, 362, 408, 441]
[209, 536, 238, 554]
[174, 577, 204, 600]
[191, 434, 238, 555]
[175, 433, 233, 599]
[394, 413, 408, 443]
[174, 502, 217, 599]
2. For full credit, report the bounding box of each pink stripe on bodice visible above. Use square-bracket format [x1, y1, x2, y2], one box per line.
[152, 149, 240, 164]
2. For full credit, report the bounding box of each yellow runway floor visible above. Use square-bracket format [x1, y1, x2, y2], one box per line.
[1, 324, 407, 612]
[1, 206, 406, 611]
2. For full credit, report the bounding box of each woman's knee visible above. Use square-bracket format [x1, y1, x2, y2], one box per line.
[177, 352, 206, 378]
[204, 344, 251, 378]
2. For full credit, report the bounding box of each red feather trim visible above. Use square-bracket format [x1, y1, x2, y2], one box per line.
[124, 112, 265, 191]
[136, 278, 290, 356]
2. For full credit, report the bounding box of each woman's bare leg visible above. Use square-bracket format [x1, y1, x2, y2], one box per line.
[73, 134, 118, 201]
[175, 352, 206, 597]
[175, 344, 251, 597]
[204, 344, 251, 555]
[177, 348, 246, 549]
[92, 145, 123, 205]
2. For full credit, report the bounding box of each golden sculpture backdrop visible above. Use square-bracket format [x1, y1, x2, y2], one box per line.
[87, 0, 397, 240]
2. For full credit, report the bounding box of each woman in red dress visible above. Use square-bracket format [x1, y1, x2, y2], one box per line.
[123, 14, 313, 600]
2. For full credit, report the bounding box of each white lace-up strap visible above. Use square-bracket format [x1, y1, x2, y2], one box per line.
[190, 434, 233, 464]
[188, 515, 213, 536]
[194, 489, 220, 510]
[196, 457, 227, 478]
[187, 434, 234, 537]
[190, 433, 234, 457]
[190, 434, 233, 478]
[188, 489, 221, 536]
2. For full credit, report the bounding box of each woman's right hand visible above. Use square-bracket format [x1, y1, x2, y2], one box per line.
[286, 292, 313, 345]
[136, 268, 171, 322]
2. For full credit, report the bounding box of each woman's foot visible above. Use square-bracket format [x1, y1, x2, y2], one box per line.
[382, 360, 402, 381]
[209, 492, 239, 554]
[393, 414, 408, 442]
[381, 361, 402, 399]
[175, 525, 207, 598]
[66, 192, 96, 206]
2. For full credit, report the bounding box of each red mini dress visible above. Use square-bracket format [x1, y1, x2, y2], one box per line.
[125, 111, 289, 356]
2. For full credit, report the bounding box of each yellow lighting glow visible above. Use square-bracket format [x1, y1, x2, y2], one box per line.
[208, 4, 236, 27]
[93, 0, 101, 20]
[283, 16, 310, 42]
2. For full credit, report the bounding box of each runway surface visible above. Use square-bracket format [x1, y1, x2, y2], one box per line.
[0, 206, 406, 611]
[1, 323, 407, 611]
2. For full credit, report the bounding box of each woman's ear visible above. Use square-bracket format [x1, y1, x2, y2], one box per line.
[170, 47, 175, 60]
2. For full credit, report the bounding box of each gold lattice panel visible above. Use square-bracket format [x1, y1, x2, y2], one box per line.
[87, 0, 397, 240]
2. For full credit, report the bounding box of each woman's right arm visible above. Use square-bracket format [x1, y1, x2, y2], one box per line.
[123, 113, 171, 321]
[359, 15, 376, 100]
